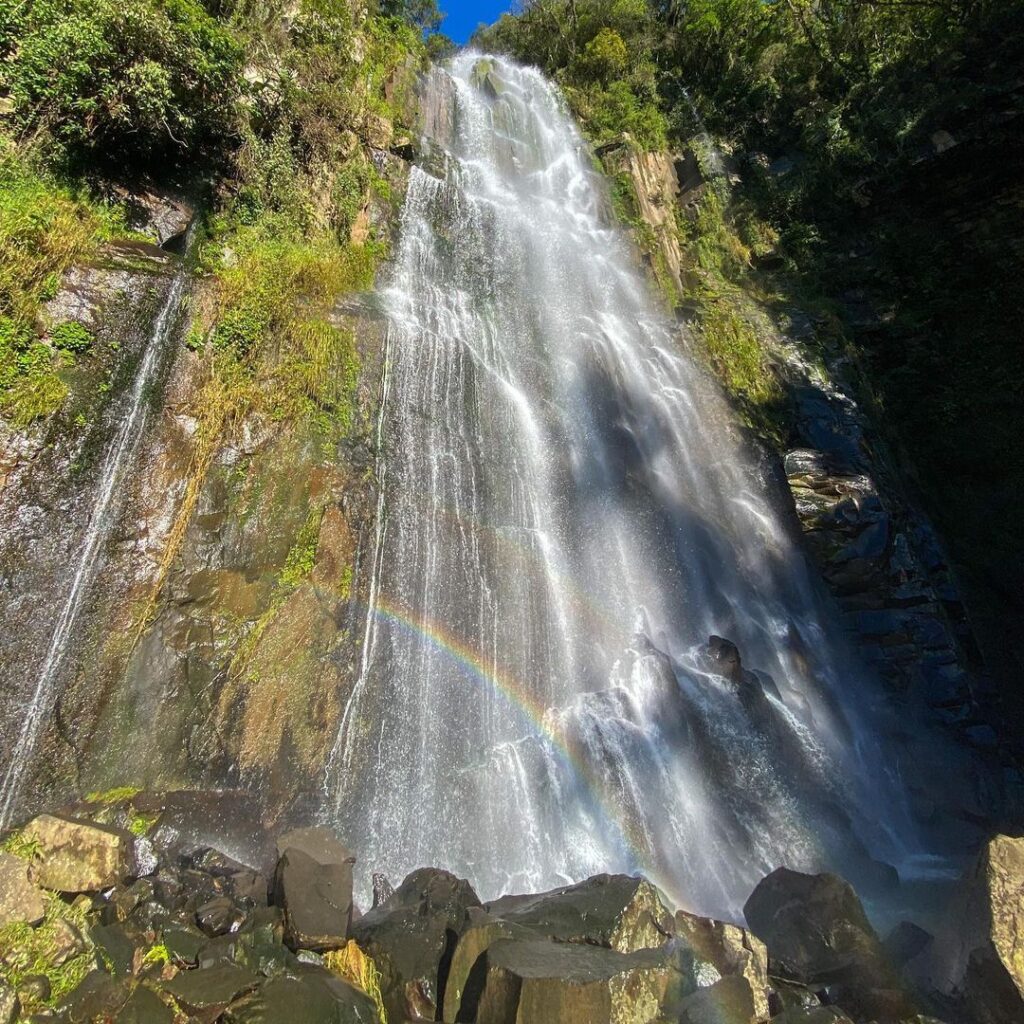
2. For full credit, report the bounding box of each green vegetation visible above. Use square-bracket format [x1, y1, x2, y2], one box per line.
[1, 827, 42, 861]
[280, 504, 325, 589]
[0, 893, 94, 1011]
[476, 0, 666, 147]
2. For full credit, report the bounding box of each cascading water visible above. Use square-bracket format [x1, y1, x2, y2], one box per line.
[324, 55, 923, 918]
[0, 239, 191, 828]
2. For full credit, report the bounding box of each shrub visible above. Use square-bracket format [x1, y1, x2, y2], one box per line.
[0, 0, 244, 165]
[50, 321, 94, 353]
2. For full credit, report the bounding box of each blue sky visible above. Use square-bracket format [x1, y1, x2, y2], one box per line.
[440, 1, 511, 44]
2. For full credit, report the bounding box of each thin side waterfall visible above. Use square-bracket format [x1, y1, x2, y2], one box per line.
[0, 239, 191, 828]
[324, 56, 925, 918]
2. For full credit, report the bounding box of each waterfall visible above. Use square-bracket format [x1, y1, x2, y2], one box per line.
[0, 238, 191, 828]
[324, 56, 919, 918]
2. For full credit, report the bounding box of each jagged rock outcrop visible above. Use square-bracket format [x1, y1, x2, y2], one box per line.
[0, 788, 937, 1023]
[743, 867, 914, 1022]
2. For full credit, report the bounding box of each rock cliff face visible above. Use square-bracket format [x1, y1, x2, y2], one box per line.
[0, 129, 416, 825]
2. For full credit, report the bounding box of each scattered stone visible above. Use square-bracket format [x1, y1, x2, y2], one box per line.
[0, 851, 45, 927]
[772, 1008, 855, 1024]
[50, 917, 86, 965]
[59, 971, 130, 1023]
[351, 867, 481, 1023]
[223, 969, 378, 1023]
[23, 814, 134, 893]
[196, 895, 247, 937]
[160, 963, 260, 1014]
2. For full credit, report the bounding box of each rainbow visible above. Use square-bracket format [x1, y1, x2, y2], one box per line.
[357, 592, 672, 893]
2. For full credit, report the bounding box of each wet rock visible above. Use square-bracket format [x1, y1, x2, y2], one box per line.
[0, 851, 45, 926]
[674, 909, 770, 1020]
[275, 847, 353, 950]
[372, 872, 394, 908]
[484, 874, 674, 953]
[769, 977, 824, 1015]
[196, 895, 247, 937]
[24, 814, 134, 892]
[89, 922, 141, 976]
[351, 867, 481, 1023]
[114, 985, 175, 1024]
[677, 974, 757, 1023]
[163, 923, 208, 966]
[223, 969, 378, 1023]
[701, 636, 744, 683]
[474, 938, 680, 1024]
[159, 963, 260, 1014]
[60, 972, 130, 1023]
[147, 790, 274, 877]
[743, 868, 912, 1021]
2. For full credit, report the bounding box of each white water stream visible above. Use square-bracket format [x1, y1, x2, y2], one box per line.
[0, 246, 190, 827]
[324, 56, 921, 918]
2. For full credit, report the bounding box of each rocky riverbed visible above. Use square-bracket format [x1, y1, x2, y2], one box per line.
[0, 789, 1021, 1024]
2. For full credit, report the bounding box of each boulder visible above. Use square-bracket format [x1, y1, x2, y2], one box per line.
[223, 969, 378, 1023]
[921, 834, 1024, 1024]
[484, 874, 674, 953]
[883, 921, 933, 970]
[23, 814, 135, 892]
[474, 938, 682, 1024]
[674, 910, 770, 1020]
[701, 636, 744, 683]
[275, 847, 353, 950]
[443, 908, 540, 1021]
[0, 851, 45, 926]
[743, 868, 912, 1021]
[351, 867, 481, 1022]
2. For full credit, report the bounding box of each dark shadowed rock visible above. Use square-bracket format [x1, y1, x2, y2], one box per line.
[883, 921, 933, 970]
[275, 827, 354, 869]
[59, 972, 131, 1024]
[24, 815, 134, 892]
[772, 1008, 855, 1024]
[223, 969, 378, 1023]
[351, 867, 481, 1023]
[474, 938, 682, 1024]
[702, 636, 744, 683]
[743, 867, 914, 1021]
[275, 847, 353, 950]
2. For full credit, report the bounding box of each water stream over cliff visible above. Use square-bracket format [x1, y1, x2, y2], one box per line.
[323, 56, 925, 918]
[0, 243, 191, 827]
